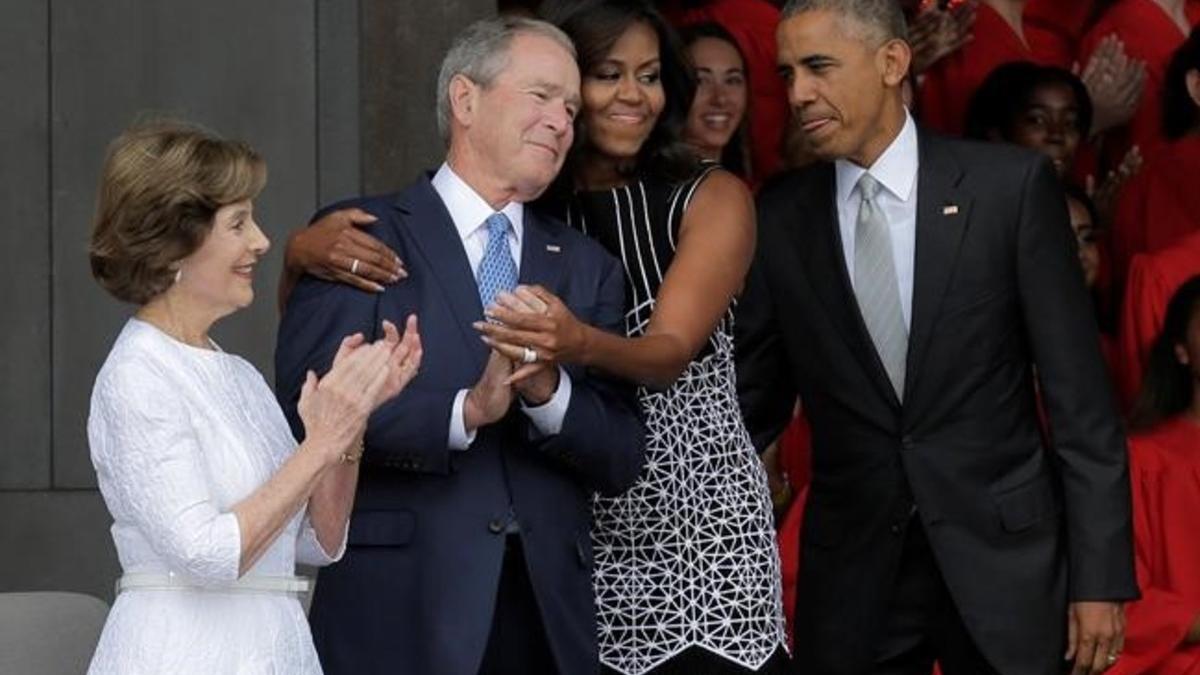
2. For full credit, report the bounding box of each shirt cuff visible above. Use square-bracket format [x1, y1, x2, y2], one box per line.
[520, 367, 572, 436]
[448, 389, 476, 451]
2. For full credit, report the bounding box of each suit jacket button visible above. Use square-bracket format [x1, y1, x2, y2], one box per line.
[901, 435, 914, 450]
[488, 519, 505, 534]
[890, 522, 904, 535]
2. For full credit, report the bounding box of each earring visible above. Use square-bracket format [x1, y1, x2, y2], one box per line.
[174, 268, 182, 284]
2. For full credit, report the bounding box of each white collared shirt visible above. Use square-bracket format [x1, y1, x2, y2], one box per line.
[431, 163, 524, 273]
[834, 111, 919, 328]
[431, 163, 571, 450]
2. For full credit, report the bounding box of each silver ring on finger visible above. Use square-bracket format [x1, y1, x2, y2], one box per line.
[350, 258, 360, 275]
[1106, 653, 1119, 666]
[521, 346, 538, 364]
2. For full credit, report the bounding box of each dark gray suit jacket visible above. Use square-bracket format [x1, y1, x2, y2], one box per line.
[736, 131, 1137, 674]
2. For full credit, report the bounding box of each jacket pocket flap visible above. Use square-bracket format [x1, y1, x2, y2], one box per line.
[348, 510, 416, 546]
[994, 475, 1059, 533]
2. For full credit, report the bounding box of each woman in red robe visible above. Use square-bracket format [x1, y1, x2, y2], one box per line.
[1025, 0, 1094, 68]
[1117, 232, 1200, 410]
[918, 0, 1036, 134]
[1110, 28, 1200, 293]
[665, 0, 789, 182]
[1114, 275, 1200, 675]
[1080, 0, 1200, 167]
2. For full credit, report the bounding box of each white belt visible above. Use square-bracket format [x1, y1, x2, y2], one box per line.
[116, 572, 311, 595]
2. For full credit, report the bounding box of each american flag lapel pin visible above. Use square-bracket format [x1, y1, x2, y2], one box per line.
[942, 204, 959, 216]
[546, 244, 562, 253]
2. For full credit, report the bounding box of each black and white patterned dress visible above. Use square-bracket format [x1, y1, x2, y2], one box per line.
[566, 166, 786, 675]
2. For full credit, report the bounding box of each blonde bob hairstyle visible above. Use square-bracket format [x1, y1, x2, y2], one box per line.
[89, 120, 267, 305]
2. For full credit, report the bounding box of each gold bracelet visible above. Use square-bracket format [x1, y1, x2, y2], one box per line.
[340, 441, 364, 464]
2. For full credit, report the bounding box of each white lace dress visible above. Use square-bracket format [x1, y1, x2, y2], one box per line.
[86, 319, 343, 675]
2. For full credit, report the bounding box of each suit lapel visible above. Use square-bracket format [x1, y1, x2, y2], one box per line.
[905, 132, 972, 399]
[393, 178, 487, 371]
[795, 164, 901, 406]
[518, 210, 565, 293]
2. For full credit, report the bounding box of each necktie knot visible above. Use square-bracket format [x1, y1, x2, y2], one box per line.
[857, 173, 882, 203]
[485, 212, 512, 239]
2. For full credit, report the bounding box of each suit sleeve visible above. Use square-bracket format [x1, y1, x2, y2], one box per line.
[735, 186, 800, 452]
[1014, 156, 1138, 601]
[528, 254, 646, 496]
[274, 213, 461, 476]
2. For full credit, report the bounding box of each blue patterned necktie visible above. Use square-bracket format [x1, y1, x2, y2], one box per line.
[476, 212, 518, 310]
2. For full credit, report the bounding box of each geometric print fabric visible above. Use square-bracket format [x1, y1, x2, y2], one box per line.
[591, 329, 787, 675]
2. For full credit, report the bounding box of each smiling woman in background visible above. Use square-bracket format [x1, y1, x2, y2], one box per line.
[681, 21, 752, 181]
[84, 121, 421, 674]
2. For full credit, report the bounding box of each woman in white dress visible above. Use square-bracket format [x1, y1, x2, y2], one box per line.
[84, 121, 423, 674]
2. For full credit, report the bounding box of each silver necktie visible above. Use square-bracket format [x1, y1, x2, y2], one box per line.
[853, 173, 908, 399]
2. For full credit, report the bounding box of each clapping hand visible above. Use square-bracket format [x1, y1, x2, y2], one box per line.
[1077, 35, 1147, 136]
[1086, 145, 1142, 229]
[475, 286, 582, 394]
[908, 0, 976, 75]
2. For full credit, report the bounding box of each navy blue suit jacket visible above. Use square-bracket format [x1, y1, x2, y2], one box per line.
[275, 176, 646, 675]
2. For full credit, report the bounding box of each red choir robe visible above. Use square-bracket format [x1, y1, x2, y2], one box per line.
[917, 2, 1035, 135]
[1079, 0, 1200, 169]
[1025, 0, 1094, 68]
[1111, 136, 1200, 297]
[1110, 417, 1200, 675]
[668, 0, 790, 182]
[1116, 230, 1200, 409]
[776, 409, 812, 645]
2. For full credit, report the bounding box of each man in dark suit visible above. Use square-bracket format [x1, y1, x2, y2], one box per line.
[735, 1, 1137, 674]
[274, 16, 645, 675]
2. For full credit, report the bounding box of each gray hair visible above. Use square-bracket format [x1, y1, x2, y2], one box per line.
[780, 0, 908, 46]
[435, 16, 576, 144]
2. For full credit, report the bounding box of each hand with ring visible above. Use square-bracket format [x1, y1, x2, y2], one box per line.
[474, 284, 590, 387]
[1066, 601, 1126, 674]
[473, 286, 569, 403]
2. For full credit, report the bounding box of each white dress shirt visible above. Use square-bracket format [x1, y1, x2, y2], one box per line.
[431, 163, 572, 450]
[834, 111, 919, 328]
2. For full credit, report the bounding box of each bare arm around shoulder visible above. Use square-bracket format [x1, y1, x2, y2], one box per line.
[480, 169, 756, 390]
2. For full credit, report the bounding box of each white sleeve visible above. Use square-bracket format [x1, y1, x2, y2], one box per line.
[295, 509, 347, 566]
[88, 363, 241, 585]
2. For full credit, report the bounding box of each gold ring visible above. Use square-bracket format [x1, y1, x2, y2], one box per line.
[350, 258, 360, 275]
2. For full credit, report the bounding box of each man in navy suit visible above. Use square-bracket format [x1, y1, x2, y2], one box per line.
[275, 16, 645, 675]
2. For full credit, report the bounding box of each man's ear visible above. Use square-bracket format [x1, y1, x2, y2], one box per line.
[1186, 69, 1200, 110]
[448, 74, 479, 129]
[879, 38, 913, 88]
